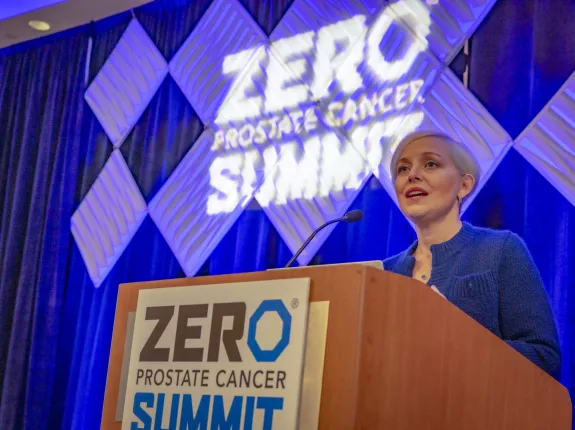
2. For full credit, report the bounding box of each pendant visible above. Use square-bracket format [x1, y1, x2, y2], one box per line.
[421, 274, 427, 280]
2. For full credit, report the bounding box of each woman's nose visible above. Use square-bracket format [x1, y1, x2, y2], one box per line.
[408, 166, 422, 182]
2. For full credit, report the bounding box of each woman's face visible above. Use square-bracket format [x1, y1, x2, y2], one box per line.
[393, 136, 472, 224]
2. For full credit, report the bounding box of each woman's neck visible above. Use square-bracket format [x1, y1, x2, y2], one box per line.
[414, 215, 462, 257]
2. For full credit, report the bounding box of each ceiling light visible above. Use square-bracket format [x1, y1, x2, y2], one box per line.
[28, 20, 51, 31]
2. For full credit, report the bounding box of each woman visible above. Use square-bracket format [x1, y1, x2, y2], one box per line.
[383, 131, 561, 379]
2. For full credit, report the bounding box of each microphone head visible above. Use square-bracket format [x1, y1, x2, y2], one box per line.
[344, 209, 363, 223]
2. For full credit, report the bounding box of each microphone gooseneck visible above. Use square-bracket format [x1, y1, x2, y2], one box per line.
[284, 210, 364, 268]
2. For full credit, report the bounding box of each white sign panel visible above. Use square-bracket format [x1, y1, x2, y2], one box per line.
[122, 278, 310, 430]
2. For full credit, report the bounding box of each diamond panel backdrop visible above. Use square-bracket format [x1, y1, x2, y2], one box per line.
[75, 0, 530, 286]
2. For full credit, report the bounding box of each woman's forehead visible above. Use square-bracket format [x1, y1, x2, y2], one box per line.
[398, 136, 451, 158]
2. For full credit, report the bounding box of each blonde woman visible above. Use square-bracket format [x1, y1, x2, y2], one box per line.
[383, 131, 561, 378]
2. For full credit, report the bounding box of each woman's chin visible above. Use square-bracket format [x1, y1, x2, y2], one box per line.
[403, 207, 430, 222]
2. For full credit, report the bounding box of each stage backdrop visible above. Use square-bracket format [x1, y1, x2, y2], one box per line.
[1, 0, 574, 429]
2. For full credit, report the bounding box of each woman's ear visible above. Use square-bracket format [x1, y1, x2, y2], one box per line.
[458, 173, 475, 202]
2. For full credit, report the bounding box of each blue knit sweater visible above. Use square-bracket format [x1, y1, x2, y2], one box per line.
[383, 222, 561, 379]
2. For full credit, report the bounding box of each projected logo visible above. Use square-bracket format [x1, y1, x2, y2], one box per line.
[207, 8, 434, 215]
[76, 0, 513, 286]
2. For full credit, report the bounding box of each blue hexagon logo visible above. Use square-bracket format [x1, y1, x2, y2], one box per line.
[247, 300, 291, 362]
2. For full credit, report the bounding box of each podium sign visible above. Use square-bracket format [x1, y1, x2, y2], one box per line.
[121, 278, 311, 430]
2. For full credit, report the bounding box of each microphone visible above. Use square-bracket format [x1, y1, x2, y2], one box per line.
[284, 209, 364, 268]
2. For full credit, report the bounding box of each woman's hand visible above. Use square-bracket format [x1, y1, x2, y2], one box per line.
[430, 285, 446, 299]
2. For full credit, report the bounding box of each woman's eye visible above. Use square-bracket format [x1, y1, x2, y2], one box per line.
[397, 165, 409, 174]
[425, 161, 439, 168]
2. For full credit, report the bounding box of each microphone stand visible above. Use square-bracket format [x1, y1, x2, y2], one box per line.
[284, 210, 363, 268]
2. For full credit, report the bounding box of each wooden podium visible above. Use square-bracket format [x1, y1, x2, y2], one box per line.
[101, 264, 572, 429]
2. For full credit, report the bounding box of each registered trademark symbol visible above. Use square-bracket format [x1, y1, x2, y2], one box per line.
[291, 298, 299, 309]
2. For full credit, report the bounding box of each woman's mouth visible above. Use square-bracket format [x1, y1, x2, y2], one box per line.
[405, 187, 429, 200]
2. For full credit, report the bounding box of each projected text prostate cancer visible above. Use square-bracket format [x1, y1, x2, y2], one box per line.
[211, 79, 424, 152]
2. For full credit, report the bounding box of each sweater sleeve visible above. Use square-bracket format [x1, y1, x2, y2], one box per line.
[498, 232, 562, 379]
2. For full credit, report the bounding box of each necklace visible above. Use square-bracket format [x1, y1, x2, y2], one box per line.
[421, 274, 427, 280]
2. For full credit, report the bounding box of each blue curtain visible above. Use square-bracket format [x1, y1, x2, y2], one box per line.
[0, 31, 90, 429]
[0, 0, 573, 429]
